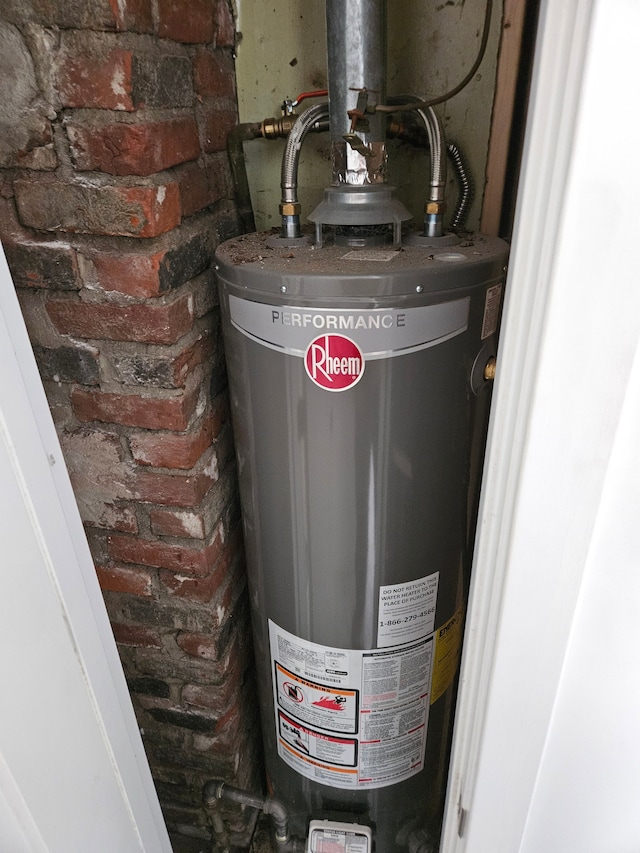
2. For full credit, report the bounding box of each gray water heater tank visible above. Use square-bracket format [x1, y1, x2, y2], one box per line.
[216, 231, 507, 852]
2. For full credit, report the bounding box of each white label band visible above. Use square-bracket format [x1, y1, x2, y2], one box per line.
[229, 296, 470, 360]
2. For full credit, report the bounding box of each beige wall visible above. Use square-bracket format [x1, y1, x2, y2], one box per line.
[234, 0, 503, 232]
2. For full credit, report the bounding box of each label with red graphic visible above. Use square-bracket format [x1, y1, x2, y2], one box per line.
[275, 663, 359, 734]
[278, 711, 358, 769]
[305, 334, 365, 392]
[269, 621, 433, 789]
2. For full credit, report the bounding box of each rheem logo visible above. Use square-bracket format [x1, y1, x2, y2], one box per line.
[305, 334, 365, 391]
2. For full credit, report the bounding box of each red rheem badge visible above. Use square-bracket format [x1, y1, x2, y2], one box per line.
[304, 334, 365, 391]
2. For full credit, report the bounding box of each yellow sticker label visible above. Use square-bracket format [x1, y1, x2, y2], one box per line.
[430, 608, 464, 704]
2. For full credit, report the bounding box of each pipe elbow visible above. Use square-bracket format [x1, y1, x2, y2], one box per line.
[263, 796, 291, 838]
[202, 778, 225, 806]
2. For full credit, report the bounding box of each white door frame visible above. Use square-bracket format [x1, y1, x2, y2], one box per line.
[441, 0, 640, 850]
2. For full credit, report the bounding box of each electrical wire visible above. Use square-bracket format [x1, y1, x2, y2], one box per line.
[377, 0, 493, 114]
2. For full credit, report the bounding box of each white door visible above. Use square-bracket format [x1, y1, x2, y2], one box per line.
[0, 243, 172, 853]
[441, 1, 640, 851]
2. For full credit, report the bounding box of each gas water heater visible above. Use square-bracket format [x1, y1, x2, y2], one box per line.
[208, 2, 508, 851]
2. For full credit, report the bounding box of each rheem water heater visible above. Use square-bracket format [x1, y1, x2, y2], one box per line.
[208, 2, 508, 850]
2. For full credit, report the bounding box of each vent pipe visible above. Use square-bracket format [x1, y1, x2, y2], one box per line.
[326, 0, 388, 186]
[310, 0, 411, 244]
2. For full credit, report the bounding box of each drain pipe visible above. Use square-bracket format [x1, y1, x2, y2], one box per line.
[203, 779, 306, 853]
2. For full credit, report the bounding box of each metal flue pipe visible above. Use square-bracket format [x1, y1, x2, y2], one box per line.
[326, 0, 388, 185]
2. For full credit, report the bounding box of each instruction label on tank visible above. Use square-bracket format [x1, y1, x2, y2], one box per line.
[430, 607, 464, 703]
[481, 283, 502, 339]
[377, 573, 439, 647]
[308, 822, 372, 853]
[269, 621, 433, 789]
[229, 295, 469, 360]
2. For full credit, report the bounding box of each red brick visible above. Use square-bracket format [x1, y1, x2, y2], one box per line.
[190, 268, 218, 319]
[72, 385, 198, 430]
[132, 54, 194, 109]
[107, 332, 214, 389]
[123, 184, 182, 237]
[57, 48, 134, 110]
[133, 451, 218, 505]
[191, 707, 239, 749]
[150, 508, 206, 539]
[129, 412, 216, 468]
[157, 708, 219, 735]
[174, 160, 217, 218]
[173, 331, 216, 385]
[46, 292, 193, 344]
[182, 647, 244, 712]
[214, 0, 236, 48]
[67, 118, 201, 177]
[198, 106, 237, 153]
[14, 180, 181, 238]
[160, 526, 242, 602]
[176, 632, 222, 660]
[182, 681, 235, 713]
[108, 525, 224, 576]
[159, 561, 224, 602]
[193, 48, 235, 99]
[156, 0, 214, 43]
[109, 0, 154, 32]
[84, 227, 212, 298]
[96, 564, 153, 596]
[33, 344, 100, 386]
[4, 239, 82, 290]
[112, 622, 162, 647]
[112, 328, 215, 389]
[192, 705, 244, 752]
[86, 249, 166, 298]
[205, 151, 235, 204]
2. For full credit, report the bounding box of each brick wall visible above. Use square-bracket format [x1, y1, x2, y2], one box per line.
[0, 2, 261, 848]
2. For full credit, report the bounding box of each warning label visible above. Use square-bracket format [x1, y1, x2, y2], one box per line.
[431, 608, 464, 704]
[275, 664, 359, 734]
[279, 711, 357, 767]
[377, 573, 439, 647]
[269, 622, 433, 790]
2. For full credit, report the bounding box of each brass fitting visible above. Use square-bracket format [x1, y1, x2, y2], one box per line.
[484, 357, 497, 381]
[425, 200, 447, 215]
[387, 117, 403, 139]
[261, 114, 299, 139]
[279, 202, 301, 216]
